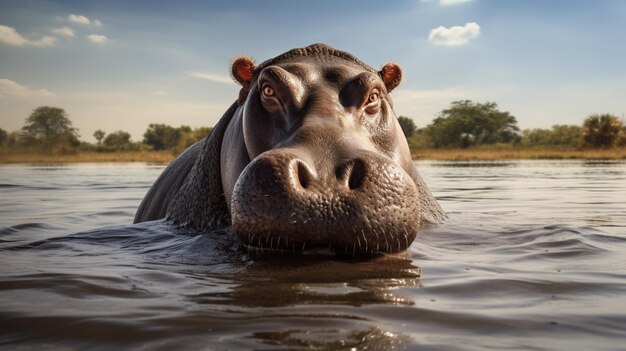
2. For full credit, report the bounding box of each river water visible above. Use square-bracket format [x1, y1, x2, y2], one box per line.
[0, 160, 625, 350]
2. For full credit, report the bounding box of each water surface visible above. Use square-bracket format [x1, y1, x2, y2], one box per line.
[1, 160, 625, 350]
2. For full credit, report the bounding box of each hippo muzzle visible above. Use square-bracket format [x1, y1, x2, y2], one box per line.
[231, 148, 421, 254]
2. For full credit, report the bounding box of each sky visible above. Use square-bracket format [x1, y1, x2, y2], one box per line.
[1, 0, 625, 142]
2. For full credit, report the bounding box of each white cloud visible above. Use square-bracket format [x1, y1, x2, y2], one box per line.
[0, 78, 55, 98]
[428, 22, 481, 46]
[189, 71, 234, 84]
[53, 26, 75, 38]
[67, 14, 103, 27]
[31, 36, 58, 46]
[0, 25, 57, 47]
[439, 0, 472, 5]
[0, 25, 26, 45]
[87, 34, 108, 44]
[68, 14, 91, 25]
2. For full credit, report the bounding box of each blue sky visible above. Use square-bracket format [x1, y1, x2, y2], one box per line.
[1, 0, 625, 142]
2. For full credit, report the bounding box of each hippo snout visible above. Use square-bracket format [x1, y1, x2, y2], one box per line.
[231, 150, 421, 255]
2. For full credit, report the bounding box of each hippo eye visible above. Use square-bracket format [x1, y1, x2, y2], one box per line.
[259, 81, 282, 111]
[263, 85, 275, 97]
[367, 89, 380, 104]
[364, 89, 381, 114]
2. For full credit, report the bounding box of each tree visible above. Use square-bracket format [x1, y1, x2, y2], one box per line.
[427, 100, 520, 148]
[550, 125, 583, 147]
[7, 131, 25, 147]
[143, 124, 191, 150]
[582, 114, 625, 148]
[0, 128, 7, 146]
[22, 106, 79, 152]
[520, 125, 582, 148]
[103, 130, 131, 148]
[397, 116, 417, 138]
[93, 129, 106, 145]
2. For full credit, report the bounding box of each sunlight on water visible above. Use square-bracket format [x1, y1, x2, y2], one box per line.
[1, 160, 625, 350]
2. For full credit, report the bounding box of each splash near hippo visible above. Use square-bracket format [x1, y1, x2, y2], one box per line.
[134, 43, 446, 255]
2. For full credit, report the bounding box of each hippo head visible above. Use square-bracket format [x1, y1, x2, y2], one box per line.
[218, 44, 433, 255]
[136, 44, 445, 255]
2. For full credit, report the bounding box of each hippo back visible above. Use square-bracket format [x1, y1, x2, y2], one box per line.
[133, 140, 203, 223]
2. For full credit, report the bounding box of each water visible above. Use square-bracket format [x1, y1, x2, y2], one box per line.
[1, 160, 625, 350]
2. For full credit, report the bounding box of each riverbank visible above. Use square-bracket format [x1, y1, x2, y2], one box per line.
[0, 151, 174, 164]
[411, 148, 626, 160]
[1, 148, 625, 164]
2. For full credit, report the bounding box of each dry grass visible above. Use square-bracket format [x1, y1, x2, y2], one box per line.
[0, 151, 175, 164]
[412, 148, 626, 160]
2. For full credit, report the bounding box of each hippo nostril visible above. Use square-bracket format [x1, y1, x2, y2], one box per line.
[336, 159, 367, 190]
[293, 160, 313, 189]
[348, 159, 366, 190]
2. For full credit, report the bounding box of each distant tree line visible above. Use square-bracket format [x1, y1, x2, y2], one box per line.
[0, 106, 80, 154]
[1, 104, 624, 155]
[0, 106, 212, 154]
[399, 100, 625, 150]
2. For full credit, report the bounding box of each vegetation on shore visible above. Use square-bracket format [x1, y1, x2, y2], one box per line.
[412, 147, 626, 161]
[1, 102, 625, 163]
[0, 106, 211, 164]
[0, 150, 174, 164]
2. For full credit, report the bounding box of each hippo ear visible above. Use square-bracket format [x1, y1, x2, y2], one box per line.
[379, 63, 403, 93]
[231, 56, 256, 90]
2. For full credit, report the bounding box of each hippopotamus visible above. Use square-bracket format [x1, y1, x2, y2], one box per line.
[134, 43, 445, 255]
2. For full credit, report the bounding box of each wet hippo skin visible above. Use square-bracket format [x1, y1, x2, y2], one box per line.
[134, 43, 446, 255]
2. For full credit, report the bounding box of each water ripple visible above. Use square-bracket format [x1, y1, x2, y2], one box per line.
[1, 161, 625, 350]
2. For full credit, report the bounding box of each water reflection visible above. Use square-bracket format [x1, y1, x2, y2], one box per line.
[178, 254, 419, 349]
[191, 254, 421, 308]
[252, 327, 410, 351]
[426, 160, 516, 168]
[581, 159, 625, 167]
